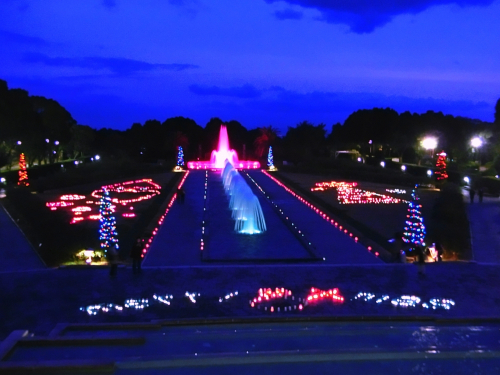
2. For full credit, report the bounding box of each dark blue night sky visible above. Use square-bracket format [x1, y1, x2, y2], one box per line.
[1, 0, 499, 132]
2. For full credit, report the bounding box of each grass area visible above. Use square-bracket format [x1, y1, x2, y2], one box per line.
[2, 164, 182, 267]
[275, 172, 472, 262]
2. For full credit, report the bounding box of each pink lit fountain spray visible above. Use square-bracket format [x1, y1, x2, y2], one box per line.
[187, 125, 260, 169]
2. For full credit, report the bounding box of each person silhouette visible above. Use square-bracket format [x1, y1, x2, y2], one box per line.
[469, 188, 476, 203]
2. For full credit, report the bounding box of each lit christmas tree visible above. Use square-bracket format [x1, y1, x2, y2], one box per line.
[267, 146, 277, 171]
[435, 151, 448, 181]
[177, 146, 185, 167]
[402, 185, 426, 248]
[99, 188, 119, 256]
[17, 153, 29, 186]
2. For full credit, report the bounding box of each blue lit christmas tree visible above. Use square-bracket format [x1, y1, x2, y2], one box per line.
[402, 185, 426, 248]
[267, 146, 277, 170]
[99, 188, 119, 256]
[177, 146, 185, 167]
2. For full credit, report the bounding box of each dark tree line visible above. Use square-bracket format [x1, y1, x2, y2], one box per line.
[1, 78, 499, 171]
[0, 79, 76, 168]
[329, 108, 497, 164]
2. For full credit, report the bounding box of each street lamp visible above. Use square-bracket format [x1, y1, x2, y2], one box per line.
[421, 137, 437, 157]
[471, 137, 483, 164]
[471, 137, 482, 148]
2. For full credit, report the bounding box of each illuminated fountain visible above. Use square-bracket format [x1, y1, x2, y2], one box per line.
[187, 125, 260, 169]
[222, 162, 266, 234]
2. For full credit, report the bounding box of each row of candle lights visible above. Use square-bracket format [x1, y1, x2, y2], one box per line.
[46, 179, 161, 224]
[81, 288, 454, 315]
[140, 172, 190, 258]
[262, 171, 379, 257]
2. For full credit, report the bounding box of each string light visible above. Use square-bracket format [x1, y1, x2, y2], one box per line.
[353, 292, 376, 302]
[177, 146, 185, 167]
[391, 295, 421, 308]
[249, 287, 301, 312]
[99, 188, 119, 254]
[185, 291, 200, 304]
[153, 294, 173, 305]
[17, 153, 29, 186]
[245, 172, 315, 252]
[262, 171, 374, 256]
[423, 298, 455, 310]
[142, 171, 189, 258]
[219, 291, 238, 303]
[46, 179, 161, 224]
[267, 146, 277, 171]
[124, 299, 149, 309]
[60, 195, 86, 200]
[80, 290, 456, 316]
[435, 151, 448, 181]
[386, 189, 406, 194]
[402, 185, 426, 247]
[312, 181, 405, 204]
[305, 287, 344, 303]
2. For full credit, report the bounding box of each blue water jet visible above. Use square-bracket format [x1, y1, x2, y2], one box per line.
[221, 162, 266, 234]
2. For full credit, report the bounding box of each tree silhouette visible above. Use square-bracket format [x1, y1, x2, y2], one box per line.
[254, 126, 278, 158]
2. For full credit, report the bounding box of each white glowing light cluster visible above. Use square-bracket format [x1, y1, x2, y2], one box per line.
[386, 189, 406, 194]
[313, 181, 405, 205]
[219, 291, 238, 303]
[81, 304, 124, 315]
[125, 299, 149, 309]
[376, 295, 390, 303]
[353, 292, 454, 309]
[185, 291, 200, 304]
[391, 295, 422, 308]
[352, 292, 389, 304]
[153, 294, 173, 305]
[422, 298, 455, 310]
[80, 299, 150, 316]
[354, 292, 376, 301]
[60, 194, 86, 200]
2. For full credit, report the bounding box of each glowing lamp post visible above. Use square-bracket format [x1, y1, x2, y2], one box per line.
[471, 137, 483, 164]
[421, 137, 437, 158]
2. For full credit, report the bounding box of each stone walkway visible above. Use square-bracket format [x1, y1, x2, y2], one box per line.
[247, 171, 381, 264]
[0, 203, 45, 273]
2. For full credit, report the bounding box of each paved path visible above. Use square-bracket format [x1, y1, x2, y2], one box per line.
[247, 171, 381, 265]
[142, 171, 205, 267]
[462, 189, 500, 263]
[144, 170, 380, 266]
[0, 204, 45, 272]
